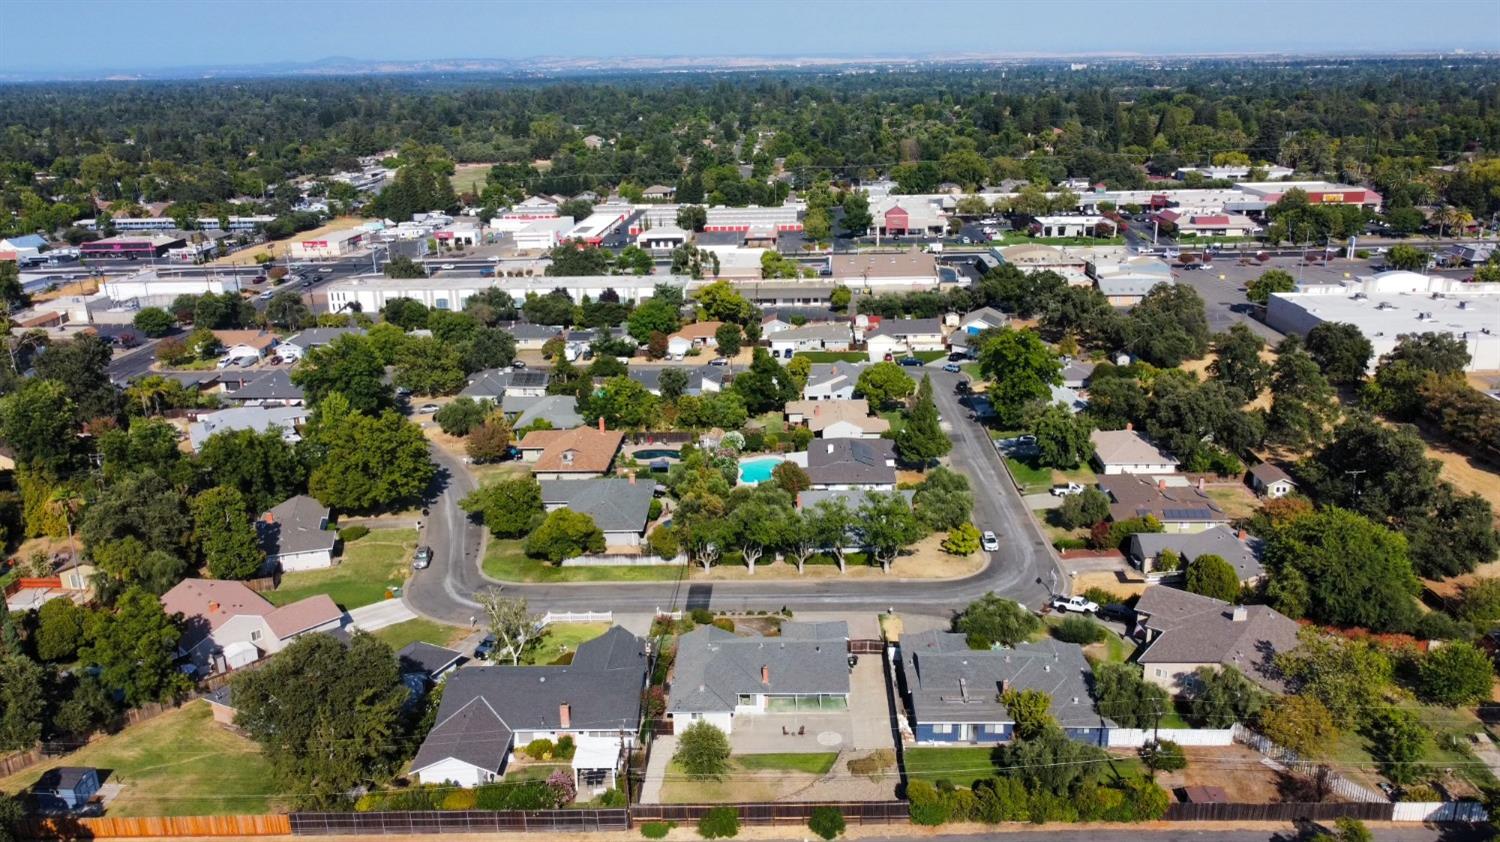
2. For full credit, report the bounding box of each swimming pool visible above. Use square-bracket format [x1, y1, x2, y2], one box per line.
[634, 449, 681, 460]
[738, 456, 785, 485]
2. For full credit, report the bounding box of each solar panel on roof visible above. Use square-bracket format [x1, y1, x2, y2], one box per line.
[1163, 508, 1209, 520]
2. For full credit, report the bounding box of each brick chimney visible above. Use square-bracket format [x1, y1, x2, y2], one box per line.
[1237, 528, 1247, 541]
[760, 665, 770, 685]
[1124, 421, 1134, 431]
[262, 512, 275, 524]
[598, 417, 605, 432]
[208, 601, 220, 613]
[559, 702, 571, 729]
[1157, 478, 1166, 490]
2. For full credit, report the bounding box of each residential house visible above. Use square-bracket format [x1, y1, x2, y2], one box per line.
[642, 184, 676, 201]
[187, 405, 310, 451]
[1060, 359, 1096, 390]
[508, 395, 584, 430]
[31, 767, 101, 810]
[957, 306, 1008, 335]
[212, 330, 278, 361]
[1127, 526, 1265, 583]
[899, 632, 1112, 745]
[667, 622, 850, 734]
[636, 225, 689, 252]
[628, 365, 727, 397]
[258, 495, 337, 572]
[539, 478, 655, 547]
[1133, 586, 1300, 693]
[667, 321, 724, 357]
[220, 370, 304, 406]
[502, 322, 564, 352]
[768, 323, 853, 359]
[161, 579, 343, 675]
[784, 399, 890, 439]
[761, 308, 842, 336]
[1098, 475, 1229, 533]
[1090, 429, 1178, 475]
[517, 424, 624, 480]
[278, 327, 366, 360]
[460, 369, 550, 402]
[1247, 463, 1296, 499]
[398, 642, 465, 684]
[410, 626, 647, 789]
[865, 318, 945, 362]
[800, 362, 910, 401]
[804, 438, 897, 490]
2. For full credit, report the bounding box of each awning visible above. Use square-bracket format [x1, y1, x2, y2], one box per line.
[571, 736, 621, 771]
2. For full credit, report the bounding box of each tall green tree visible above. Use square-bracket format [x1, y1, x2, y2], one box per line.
[979, 328, 1061, 427]
[1208, 324, 1269, 404]
[304, 396, 435, 512]
[896, 375, 951, 466]
[1305, 322, 1373, 385]
[290, 333, 395, 413]
[854, 362, 915, 409]
[1185, 554, 1240, 602]
[191, 486, 264, 580]
[1123, 284, 1211, 367]
[956, 592, 1040, 649]
[82, 587, 191, 706]
[196, 427, 307, 514]
[1031, 403, 1093, 469]
[1265, 508, 1418, 632]
[859, 491, 925, 573]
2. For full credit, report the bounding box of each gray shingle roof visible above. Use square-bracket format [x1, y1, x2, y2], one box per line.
[411, 627, 646, 776]
[460, 369, 512, 399]
[224, 370, 304, 403]
[398, 642, 465, 678]
[1129, 525, 1264, 582]
[283, 327, 365, 349]
[900, 631, 1111, 728]
[258, 495, 336, 558]
[867, 318, 943, 339]
[506, 395, 583, 429]
[1248, 462, 1294, 486]
[805, 439, 897, 487]
[1134, 587, 1299, 691]
[539, 478, 654, 533]
[669, 623, 850, 714]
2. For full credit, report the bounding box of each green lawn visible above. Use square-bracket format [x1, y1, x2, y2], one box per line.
[903, 746, 996, 787]
[960, 362, 983, 381]
[734, 752, 838, 774]
[482, 539, 685, 583]
[1325, 697, 1496, 791]
[0, 702, 278, 816]
[878, 409, 906, 437]
[1004, 456, 1054, 494]
[267, 527, 417, 610]
[793, 351, 868, 363]
[371, 617, 467, 652]
[524, 622, 609, 665]
[913, 350, 947, 363]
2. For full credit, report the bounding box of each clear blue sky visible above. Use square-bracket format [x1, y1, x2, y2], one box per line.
[2, 0, 1497, 75]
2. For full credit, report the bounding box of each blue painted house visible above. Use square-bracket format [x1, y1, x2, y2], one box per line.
[898, 631, 1113, 746]
[32, 767, 101, 810]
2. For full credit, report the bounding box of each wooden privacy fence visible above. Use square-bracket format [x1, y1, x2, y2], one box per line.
[18, 814, 290, 838]
[1164, 802, 1393, 822]
[630, 801, 912, 826]
[0, 703, 179, 781]
[848, 638, 885, 654]
[289, 809, 628, 835]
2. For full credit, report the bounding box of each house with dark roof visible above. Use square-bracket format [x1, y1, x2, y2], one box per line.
[221, 370, 305, 407]
[1128, 526, 1265, 583]
[768, 322, 854, 358]
[161, 579, 343, 675]
[410, 626, 647, 789]
[279, 327, 366, 360]
[398, 641, 465, 683]
[1133, 587, 1300, 694]
[504, 394, 584, 430]
[627, 365, 727, 397]
[258, 495, 337, 572]
[899, 631, 1112, 745]
[539, 478, 655, 547]
[1098, 475, 1229, 532]
[1247, 463, 1296, 498]
[804, 438, 897, 490]
[667, 622, 849, 734]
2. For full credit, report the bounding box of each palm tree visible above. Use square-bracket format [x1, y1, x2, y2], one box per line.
[46, 487, 85, 563]
[1435, 206, 1473, 240]
[127, 375, 173, 416]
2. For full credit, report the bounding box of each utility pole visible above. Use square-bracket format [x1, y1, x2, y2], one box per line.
[1344, 468, 1367, 497]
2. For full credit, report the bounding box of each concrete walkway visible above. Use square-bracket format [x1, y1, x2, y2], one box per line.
[639, 734, 675, 804]
[346, 598, 418, 632]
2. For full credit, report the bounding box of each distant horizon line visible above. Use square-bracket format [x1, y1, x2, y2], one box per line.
[2, 48, 1497, 83]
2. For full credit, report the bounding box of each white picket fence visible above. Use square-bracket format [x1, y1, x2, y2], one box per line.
[1233, 724, 1387, 804]
[539, 610, 613, 626]
[560, 553, 686, 567]
[1391, 800, 1489, 823]
[1106, 727, 1235, 748]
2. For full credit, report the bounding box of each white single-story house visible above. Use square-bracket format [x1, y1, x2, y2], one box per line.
[258, 495, 337, 572]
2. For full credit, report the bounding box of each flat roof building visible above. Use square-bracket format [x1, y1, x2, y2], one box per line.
[326, 273, 690, 312]
[289, 228, 364, 259]
[80, 234, 185, 259]
[1266, 272, 1500, 371]
[829, 249, 940, 290]
[1234, 180, 1382, 207]
[102, 268, 241, 300]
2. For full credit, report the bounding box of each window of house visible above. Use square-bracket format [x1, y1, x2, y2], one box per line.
[250, 630, 261, 641]
[933, 723, 952, 734]
[737, 694, 753, 706]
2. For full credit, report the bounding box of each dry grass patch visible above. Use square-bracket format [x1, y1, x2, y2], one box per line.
[211, 216, 365, 266]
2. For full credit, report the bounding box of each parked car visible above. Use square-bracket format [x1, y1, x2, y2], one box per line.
[942, 362, 961, 373]
[416, 403, 440, 414]
[251, 274, 267, 283]
[411, 546, 433, 570]
[1097, 603, 1134, 623]
[708, 357, 730, 366]
[954, 380, 970, 394]
[440, 263, 455, 270]
[473, 636, 496, 659]
[1051, 482, 1085, 497]
[980, 531, 1000, 552]
[948, 352, 967, 362]
[898, 356, 923, 367]
[511, 360, 527, 370]
[257, 290, 275, 300]
[318, 266, 333, 273]
[1051, 595, 1100, 614]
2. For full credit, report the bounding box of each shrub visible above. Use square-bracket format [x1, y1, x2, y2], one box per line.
[338, 525, 369, 542]
[524, 738, 555, 760]
[808, 806, 845, 840]
[1053, 537, 1087, 551]
[1416, 641, 1495, 706]
[973, 777, 1029, 822]
[1052, 615, 1106, 644]
[440, 788, 477, 810]
[1400, 784, 1441, 802]
[474, 779, 554, 810]
[596, 788, 627, 807]
[674, 720, 731, 780]
[640, 821, 675, 839]
[941, 522, 981, 555]
[847, 749, 895, 778]
[697, 806, 740, 839]
[907, 780, 951, 825]
[711, 617, 735, 632]
[554, 734, 576, 760]
[1080, 587, 1125, 607]
[648, 498, 664, 521]
[545, 768, 577, 806]
[690, 608, 715, 625]
[647, 524, 680, 558]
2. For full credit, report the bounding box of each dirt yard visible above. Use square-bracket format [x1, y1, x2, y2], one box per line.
[212, 216, 365, 266]
[1154, 745, 1291, 804]
[31, 278, 100, 300]
[1071, 569, 1149, 598]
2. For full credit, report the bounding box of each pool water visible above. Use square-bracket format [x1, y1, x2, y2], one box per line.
[738, 457, 785, 484]
[634, 449, 681, 460]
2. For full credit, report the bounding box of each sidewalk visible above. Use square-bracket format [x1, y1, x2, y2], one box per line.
[346, 598, 417, 632]
[639, 734, 675, 804]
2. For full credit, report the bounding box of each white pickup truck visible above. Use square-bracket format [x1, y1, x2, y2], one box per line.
[1051, 482, 1085, 497]
[1051, 595, 1100, 614]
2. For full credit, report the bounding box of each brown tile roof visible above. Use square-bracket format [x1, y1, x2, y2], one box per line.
[784, 399, 889, 434]
[519, 426, 623, 474]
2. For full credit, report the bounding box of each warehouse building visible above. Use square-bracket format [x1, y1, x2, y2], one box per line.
[102, 269, 242, 300]
[1266, 272, 1500, 371]
[326, 273, 690, 312]
[289, 228, 365, 259]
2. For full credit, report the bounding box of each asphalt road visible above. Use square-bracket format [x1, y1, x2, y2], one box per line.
[867, 829, 1492, 842]
[403, 368, 1059, 624]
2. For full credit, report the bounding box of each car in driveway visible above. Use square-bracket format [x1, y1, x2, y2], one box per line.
[411, 545, 433, 570]
[980, 531, 1000, 552]
[511, 360, 527, 370]
[1051, 595, 1100, 614]
[473, 636, 495, 659]
[942, 362, 961, 373]
[416, 403, 440, 414]
[1051, 482, 1085, 497]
